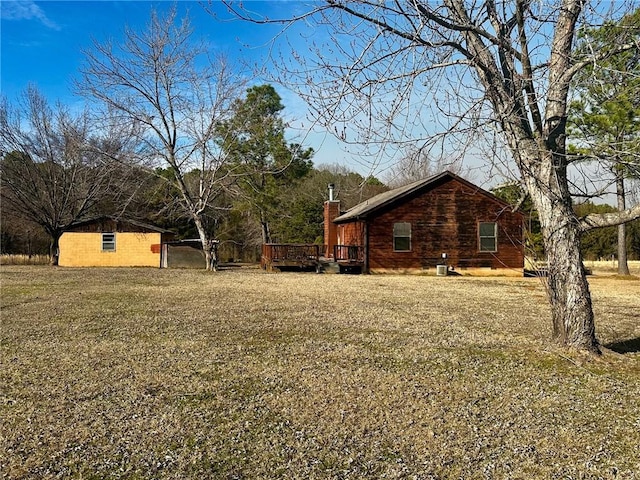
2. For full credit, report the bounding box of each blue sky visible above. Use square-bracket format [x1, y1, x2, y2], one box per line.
[0, 1, 530, 186]
[0, 0, 300, 101]
[0, 0, 370, 173]
[1, 1, 630, 200]
[4, 2, 213, 99]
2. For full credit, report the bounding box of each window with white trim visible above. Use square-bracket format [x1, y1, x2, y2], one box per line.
[393, 222, 411, 251]
[478, 222, 497, 252]
[102, 233, 116, 252]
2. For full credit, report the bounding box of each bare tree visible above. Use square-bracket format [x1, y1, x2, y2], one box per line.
[222, 0, 640, 353]
[383, 145, 468, 187]
[0, 86, 133, 265]
[78, 8, 245, 270]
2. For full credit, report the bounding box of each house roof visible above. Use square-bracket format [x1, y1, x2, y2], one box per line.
[66, 216, 175, 234]
[332, 170, 520, 224]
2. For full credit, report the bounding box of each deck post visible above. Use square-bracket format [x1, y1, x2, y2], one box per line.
[364, 222, 369, 273]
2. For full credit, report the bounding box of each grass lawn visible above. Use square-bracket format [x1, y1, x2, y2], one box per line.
[1, 266, 639, 479]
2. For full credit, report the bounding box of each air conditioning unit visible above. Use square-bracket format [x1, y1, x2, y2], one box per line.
[436, 264, 448, 276]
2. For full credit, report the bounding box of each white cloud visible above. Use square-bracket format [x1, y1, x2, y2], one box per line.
[0, 0, 60, 30]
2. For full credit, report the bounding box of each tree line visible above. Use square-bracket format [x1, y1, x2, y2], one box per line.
[2, 86, 635, 266]
[0, 84, 386, 267]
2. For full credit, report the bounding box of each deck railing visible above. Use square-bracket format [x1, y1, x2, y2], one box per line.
[334, 245, 365, 263]
[261, 243, 320, 270]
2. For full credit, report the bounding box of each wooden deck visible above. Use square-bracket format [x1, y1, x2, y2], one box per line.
[261, 244, 321, 272]
[334, 245, 365, 273]
[260, 244, 366, 273]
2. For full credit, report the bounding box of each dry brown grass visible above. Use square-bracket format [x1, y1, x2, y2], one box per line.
[584, 260, 640, 277]
[0, 254, 49, 266]
[1, 266, 639, 479]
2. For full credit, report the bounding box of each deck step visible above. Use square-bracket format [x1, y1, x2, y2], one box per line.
[319, 261, 340, 274]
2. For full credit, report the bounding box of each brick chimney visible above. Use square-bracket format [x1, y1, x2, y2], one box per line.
[324, 183, 340, 259]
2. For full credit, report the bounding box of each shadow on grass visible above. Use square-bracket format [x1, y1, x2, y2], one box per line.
[604, 337, 640, 354]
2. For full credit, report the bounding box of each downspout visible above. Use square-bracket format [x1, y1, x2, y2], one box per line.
[160, 236, 167, 269]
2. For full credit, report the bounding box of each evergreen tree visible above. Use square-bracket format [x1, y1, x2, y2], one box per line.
[217, 85, 313, 245]
[569, 8, 640, 274]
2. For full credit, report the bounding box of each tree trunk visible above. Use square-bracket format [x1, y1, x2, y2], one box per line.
[544, 220, 598, 352]
[616, 171, 630, 276]
[519, 151, 600, 353]
[203, 239, 219, 272]
[49, 233, 61, 266]
[260, 214, 271, 245]
[534, 191, 600, 353]
[193, 217, 217, 271]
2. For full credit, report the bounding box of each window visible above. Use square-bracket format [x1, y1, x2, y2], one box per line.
[479, 222, 497, 252]
[102, 233, 116, 252]
[393, 222, 411, 251]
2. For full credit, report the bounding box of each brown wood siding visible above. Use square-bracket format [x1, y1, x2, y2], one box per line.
[337, 221, 365, 246]
[361, 178, 523, 271]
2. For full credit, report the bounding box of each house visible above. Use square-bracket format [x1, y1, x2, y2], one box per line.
[323, 171, 525, 275]
[59, 216, 175, 268]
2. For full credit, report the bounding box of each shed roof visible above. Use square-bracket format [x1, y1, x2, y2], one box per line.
[65, 216, 174, 234]
[333, 170, 520, 224]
